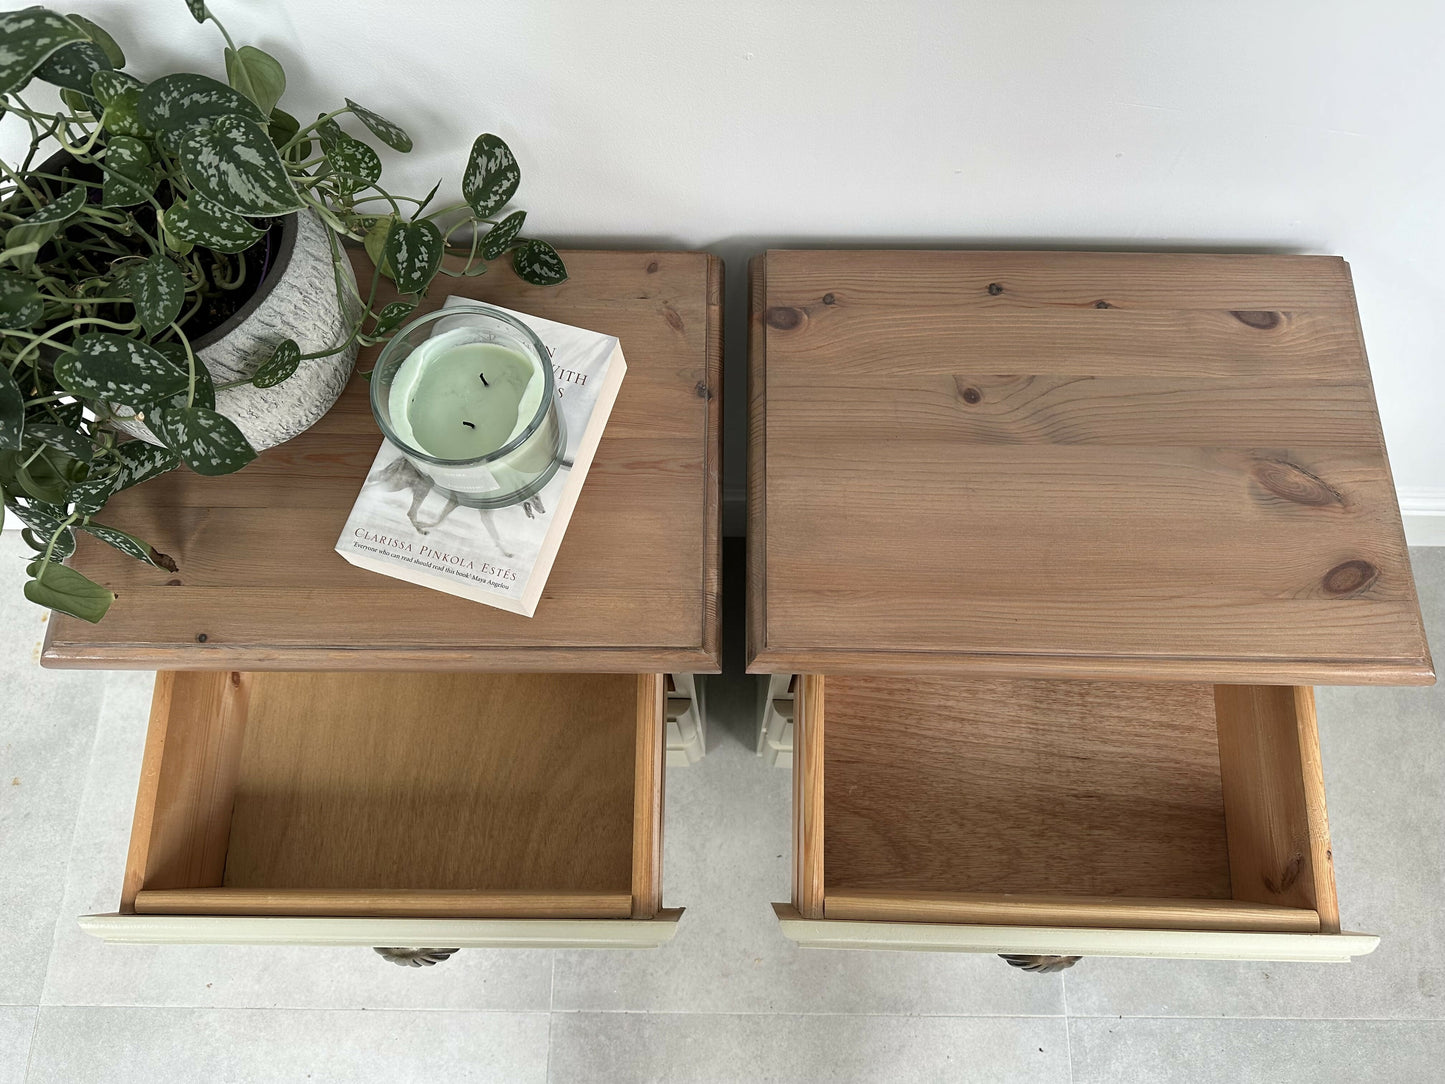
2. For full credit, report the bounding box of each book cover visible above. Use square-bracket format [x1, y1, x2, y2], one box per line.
[334, 298, 626, 616]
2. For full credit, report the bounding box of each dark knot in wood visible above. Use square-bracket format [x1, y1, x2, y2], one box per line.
[646, 260, 659, 273]
[196, 633, 208, 643]
[1251, 459, 1345, 508]
[1094, 300, 1111, 309]
[663, 305, 684, 332]
[986, 282, 1004, 296]
[695, 381, 712, 400]
[822, 293, 836, 305]
[1262, 852, 1302, 895]
[764, 306, 804, 330]
[1231, 309, 1282, 330]
[961, 386, 982, 405]
[1322, 559, 1379, 597]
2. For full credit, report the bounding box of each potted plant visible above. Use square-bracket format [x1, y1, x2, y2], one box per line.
[0, 1, 568, 622]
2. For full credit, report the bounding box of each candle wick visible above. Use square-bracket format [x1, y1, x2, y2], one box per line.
[478, 372, 490, 387]
[462, 421, 476, 429]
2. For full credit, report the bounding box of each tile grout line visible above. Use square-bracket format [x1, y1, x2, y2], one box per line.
[1061, 970, 1075, 1082]
[22, 1006, 41, 1084]
[545, 954, 556, 1083]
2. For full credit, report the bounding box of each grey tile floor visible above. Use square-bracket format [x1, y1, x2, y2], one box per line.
[2, 534, 1443, 1082]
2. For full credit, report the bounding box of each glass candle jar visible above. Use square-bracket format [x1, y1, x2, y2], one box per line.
[370, 303, 567, 508]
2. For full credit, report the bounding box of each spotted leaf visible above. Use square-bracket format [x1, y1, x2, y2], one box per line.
[252, 338, 299, 388]
[0, 367, 24, 449]
[162, 195, 265, 253]
[512, 239, 567, 286]
[344, 98, 411, 152]
[66, 13, 123, 66]
[164, 405, 256, 475]
[138, 72, 266, 151]
[100, 135, 156, 207]
[54, 333, 189, 406]
[80, 521, 176, 569]
[479, 210, 526, 261]
[371, 300, 415, 336]
[178, 113, 302, 217]
[130, 253, 186, 335]
[316, 116, 381, 188]
[0, 269, 44, 329]
[0, 7, 87, 96]
[462, 133, 519, 218]
[383, 219, 443, 295]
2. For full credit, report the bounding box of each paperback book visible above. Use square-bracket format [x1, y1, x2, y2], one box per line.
[335, 298, 626, 616]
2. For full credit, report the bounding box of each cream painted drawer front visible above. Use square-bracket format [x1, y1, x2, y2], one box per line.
[776, 674, 1377, 966]
[83, 671, 678, 952]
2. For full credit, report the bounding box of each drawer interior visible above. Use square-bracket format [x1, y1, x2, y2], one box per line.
[122, 671, 664, 919]
[799, 674, 1339, 933]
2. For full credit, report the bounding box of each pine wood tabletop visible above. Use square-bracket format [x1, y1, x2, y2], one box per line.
[747, 249, 1432, 684]
[43, 249, 722, 672]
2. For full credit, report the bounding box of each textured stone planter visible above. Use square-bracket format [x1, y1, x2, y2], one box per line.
[115, 208, 359, 451]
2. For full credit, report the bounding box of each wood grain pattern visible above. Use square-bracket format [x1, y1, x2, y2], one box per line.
[219, 672, 638, 892]
[129, 671, 251, 898]
[133, 888, 632, 919]
[792, 674, 825, 918]
[1214, 684, 1338, 927]
[821, 674, 1234, 899]
[822, 890, 1321, 933]
[44, 250, 722, 673]
[747, 250, 1432, 684]
[631, 674, 665, 917]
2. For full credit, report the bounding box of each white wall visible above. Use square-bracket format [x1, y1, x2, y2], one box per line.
[9, 1, 1445, 539]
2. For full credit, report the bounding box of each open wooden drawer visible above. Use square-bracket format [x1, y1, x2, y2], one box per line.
[775, 674, 1379, 967]
[81, 671, 680, 955]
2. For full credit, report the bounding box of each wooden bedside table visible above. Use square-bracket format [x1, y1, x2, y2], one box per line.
[50, 249, 722, 958]
[747, 249, 1432, 969]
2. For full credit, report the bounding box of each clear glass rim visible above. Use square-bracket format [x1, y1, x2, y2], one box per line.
[369, 302, 555, 467]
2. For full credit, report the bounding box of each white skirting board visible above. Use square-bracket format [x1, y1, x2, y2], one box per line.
[1400, 489, 1445, 546]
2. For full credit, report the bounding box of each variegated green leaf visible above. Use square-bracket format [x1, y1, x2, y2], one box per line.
[162, 195, 265, 253]
[129, 253, 186, 335]
[22, 422, 90, 462]
[54, 333, 189, 405]
[178, 113, 302, 217]
[80, 520, 177, 569]
[0, 269, 44, 328]
[481, 209, 526, 260]
[316, 116, 381, 188]
[371, 300, 414, 336]
[35, 37, 109, 93]
[0, 7, 87, 96]
[462, 133, 520, 218]
[344, 98, 411, 152]
[183, 0, 207, 22]
[512, 239, 567, 286]
[0, 367, 24, 449]
[9, 498, 71, 543]
[137, 72, 266, 151]
[100, 135, 156, 207]
[383, 219, 443, 295]
[66, 13, 123, 66]
[3, 217, 59, 272]
[164, 405, 256, 475]
[225, 44, 285, 116]
[252, 338, 299, 388]
[24, 559, 113, 622]
[17, 183, 86, 224]
[92, 70, 147, 136]
[115, 439, 181, 488]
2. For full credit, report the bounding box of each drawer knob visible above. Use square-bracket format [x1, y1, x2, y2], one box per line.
[373, 947, 461, 967]
[999, 954, 1081, 973]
